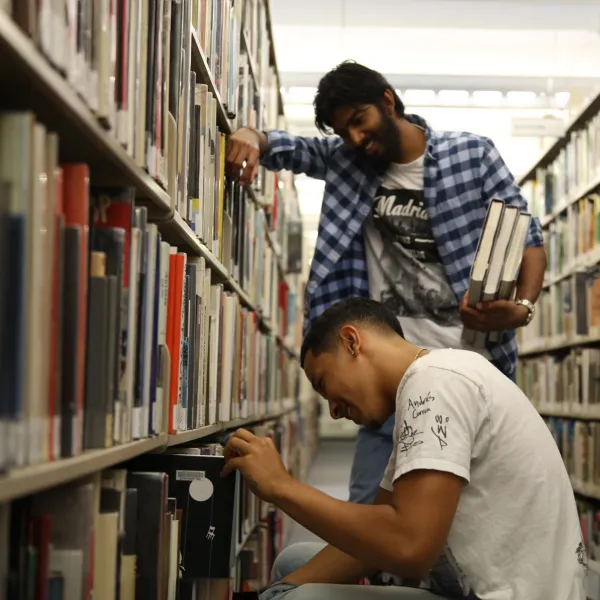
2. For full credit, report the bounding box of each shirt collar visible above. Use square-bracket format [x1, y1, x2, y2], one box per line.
[404, 113, 436, 158]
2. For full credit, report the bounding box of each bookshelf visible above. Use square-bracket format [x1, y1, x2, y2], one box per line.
[0, 1, 317, 598]
[516, 89, 600, 599]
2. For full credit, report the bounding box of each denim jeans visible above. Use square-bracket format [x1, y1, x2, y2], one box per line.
[260, 543, 452, 600]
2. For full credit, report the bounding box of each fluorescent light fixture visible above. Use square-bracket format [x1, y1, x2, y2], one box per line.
[506, 91, 537, 105]
[472, 90, 503, 105]
[402, 89, 436, 105]
[438, 90, 470, 104]
[555, 92, 571, 108]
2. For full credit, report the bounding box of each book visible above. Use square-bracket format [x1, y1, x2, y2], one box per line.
[463, 200, 530, 348]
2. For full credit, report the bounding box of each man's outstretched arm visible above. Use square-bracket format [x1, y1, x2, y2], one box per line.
[276, 488, 393, 587]
[222, 429, 463, 582]
[225, 127, 342, 184]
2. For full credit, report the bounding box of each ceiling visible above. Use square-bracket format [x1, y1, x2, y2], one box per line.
[268, 0, 600, 256]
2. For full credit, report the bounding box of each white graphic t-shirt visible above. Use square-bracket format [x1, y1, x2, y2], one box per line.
[381, 349, 586, 600]
[363, 155, 489, 357]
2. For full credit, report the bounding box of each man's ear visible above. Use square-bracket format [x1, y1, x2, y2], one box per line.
[382, 89, 396, 116]
[339, 325, 360, 357]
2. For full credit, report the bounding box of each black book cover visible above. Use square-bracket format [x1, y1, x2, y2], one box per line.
[127, 472, 168, 600]
[146, 0, 159, 161]
[168, 0, 183, 124]
[185, 264, 197, 431]
[61, 226, 81, 458]
[125, 453, 236, 577]
[83, 276, 109, 449]
[123, 488, 138, 557]
[90, 228, 125, 420]
[149, 234, 161, 434]
[134, 207, 148, 414]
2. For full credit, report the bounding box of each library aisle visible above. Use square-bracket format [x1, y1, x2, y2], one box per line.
[3, 0, 600, 599]
[286, 440, 354, 546]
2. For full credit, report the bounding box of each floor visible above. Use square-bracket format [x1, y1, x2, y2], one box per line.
[287, 439, 356, 545]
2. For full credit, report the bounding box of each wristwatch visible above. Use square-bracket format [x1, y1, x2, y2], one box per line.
[515, 298, 535, 326]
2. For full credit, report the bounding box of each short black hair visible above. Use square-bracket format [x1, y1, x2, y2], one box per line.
[313, 61, 405, 134]
[300, 297, 404, 367]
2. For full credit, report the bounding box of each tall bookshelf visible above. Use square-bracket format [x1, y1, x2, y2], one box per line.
[0, 1, 318, 599]
[515, 89, 600, 600]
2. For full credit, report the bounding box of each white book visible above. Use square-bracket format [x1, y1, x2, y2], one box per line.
[187, 257, 207, 428]
[49, 549, 84, 600]
[125, 0, 140, 153]
[40, 133, 60, 464]
[489, 212, 532, 344]
[26, 123, 47, 466]
[95, 0, 116, 128]
[462, 199, 506, 348]
[465, 199, 505, 307]
[198, 84, 209, 243]
[0, 113, 34, 468]
[154, 241, 171, 434]
[219, 295, 236, 423]
[482, 205, 519, 302]
[208, 285, 222, 424]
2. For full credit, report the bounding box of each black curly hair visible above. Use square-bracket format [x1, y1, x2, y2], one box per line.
[313, 61, 405, 134]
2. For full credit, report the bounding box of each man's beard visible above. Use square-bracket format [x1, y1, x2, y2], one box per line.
[357, 109, 402, 174]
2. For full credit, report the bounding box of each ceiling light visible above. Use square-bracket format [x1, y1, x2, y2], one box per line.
[402, 89, 436, 105]
[438, 90, 470, 104]
[506, 91, 537, 105]
[472, 91, 503, 105]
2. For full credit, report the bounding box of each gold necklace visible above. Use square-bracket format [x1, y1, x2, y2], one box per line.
[412, 347, 427, 364]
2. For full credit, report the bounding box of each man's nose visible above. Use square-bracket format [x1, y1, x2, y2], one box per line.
[347, 127, 364, 149]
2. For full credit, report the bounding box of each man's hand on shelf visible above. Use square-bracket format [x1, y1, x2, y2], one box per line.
[459, 293, 529, 332]
[221, 428, 293, 502]
[226, 127, 265, 185]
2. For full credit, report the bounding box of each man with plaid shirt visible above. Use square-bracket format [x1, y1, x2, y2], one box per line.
[226, 61, 546, 597]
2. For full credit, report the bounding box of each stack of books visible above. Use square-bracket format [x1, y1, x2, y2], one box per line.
[463, 198, 531, 347]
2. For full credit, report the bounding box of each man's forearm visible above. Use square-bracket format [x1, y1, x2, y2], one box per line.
[516, 246, 547, 303]
[280, 544, 376, 587]
[272, 479, 420, 579]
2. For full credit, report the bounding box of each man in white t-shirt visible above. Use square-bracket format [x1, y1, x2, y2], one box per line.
[222, 298, 586, 600]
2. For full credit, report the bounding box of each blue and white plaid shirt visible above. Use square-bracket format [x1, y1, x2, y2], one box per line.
[261, 114, 543, 377]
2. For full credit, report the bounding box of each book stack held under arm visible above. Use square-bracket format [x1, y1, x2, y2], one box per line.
[463, 199, 531, 347]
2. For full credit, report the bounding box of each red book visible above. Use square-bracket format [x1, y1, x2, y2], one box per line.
[61, 164, 90, 456]
[166, 254, 184, 434]
[33, 514, 52, 600]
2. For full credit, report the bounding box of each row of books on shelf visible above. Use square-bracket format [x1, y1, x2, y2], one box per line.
[516, 264, 600, 352]
[0, 110, 300, 472]
[579, 498, 600, 566]
[543, 192, 600, 282]
[7, 0, 281, 197]
[521, 109, 600, 223]
[6, 0, 295, 271]
[0, 415, 317, 600]
[546, 417, 600, 501]
[517, 349, 600, 417]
